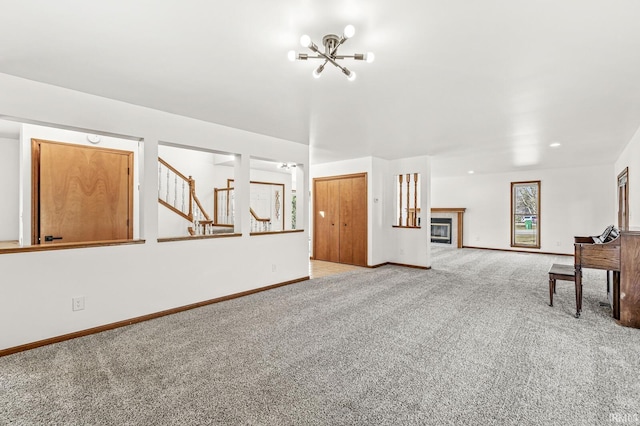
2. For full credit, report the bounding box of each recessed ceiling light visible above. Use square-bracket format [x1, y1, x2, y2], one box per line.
[549, 142, 561, 148]
[468, 170, 475, 174]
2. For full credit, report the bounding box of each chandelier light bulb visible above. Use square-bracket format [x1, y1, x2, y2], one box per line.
[344, 24, 356, 39]
[300, 34, 312, 48]
[287, 50, 297, 62]
[365, 52, 375, 63]
[347, 71, 357, 81]
[313, 64, 325, 78]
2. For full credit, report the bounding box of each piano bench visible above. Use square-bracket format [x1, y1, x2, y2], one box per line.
[548, 264, 577, 312]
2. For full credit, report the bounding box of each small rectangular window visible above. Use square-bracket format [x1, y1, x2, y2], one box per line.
[511, 180, 540, 248]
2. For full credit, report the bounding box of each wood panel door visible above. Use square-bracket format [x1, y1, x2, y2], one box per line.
[32, 139, 133, 245]
[347, 175, 367, 266]
[314, 178, 340, 262]
[313, 173, 367, 266]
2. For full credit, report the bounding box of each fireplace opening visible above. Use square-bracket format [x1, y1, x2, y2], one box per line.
[431, 218, 452, 244]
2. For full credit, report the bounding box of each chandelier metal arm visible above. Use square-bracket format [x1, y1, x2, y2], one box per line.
[290, 25, 372, 80]
[310, 45, 351, 75]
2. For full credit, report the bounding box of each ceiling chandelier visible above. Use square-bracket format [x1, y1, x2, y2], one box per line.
[288, 25, 374, 81]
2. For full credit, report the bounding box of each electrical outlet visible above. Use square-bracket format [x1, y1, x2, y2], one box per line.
[72, 297, 85, 311]
[271, 264, 277, 272]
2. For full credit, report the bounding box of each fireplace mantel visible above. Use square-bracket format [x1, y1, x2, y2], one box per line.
[431, 208, 466, 248]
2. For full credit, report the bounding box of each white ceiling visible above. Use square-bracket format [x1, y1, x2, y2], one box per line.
[1, 1, 639, 177]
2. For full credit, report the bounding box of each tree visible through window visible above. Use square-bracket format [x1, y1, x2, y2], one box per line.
[511, 181, 540, 248]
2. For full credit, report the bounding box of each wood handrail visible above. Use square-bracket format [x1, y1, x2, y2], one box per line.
[158, 157, 190, 182]
[158, 157, 215, 234]
[159, 199, 191, 222]
[250, 208, 270, 222]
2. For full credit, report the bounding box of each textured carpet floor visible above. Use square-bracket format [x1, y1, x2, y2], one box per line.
[1, 247, 639, 425]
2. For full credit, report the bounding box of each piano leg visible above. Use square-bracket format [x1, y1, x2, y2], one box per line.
[600, 271, 612, 307]
[574, 266, 582, 318]
[613, 271, 620, 320]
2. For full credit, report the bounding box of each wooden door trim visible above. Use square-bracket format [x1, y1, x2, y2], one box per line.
[31, 138, 134, 245]
[618, 167, 629, 231]
[313, 172, 368, 266]
[313, 172, 367, 183]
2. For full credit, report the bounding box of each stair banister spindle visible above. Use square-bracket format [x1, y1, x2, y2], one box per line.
[405, 174, 410, 226]
[398, 174, 403, 227]
[188, 177, 194, 221]
[166, 167, 170, 202]
[413, 173, 418, 226]
[158, 163, 162, 198]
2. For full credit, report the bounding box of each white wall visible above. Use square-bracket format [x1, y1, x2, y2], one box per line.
[0, 73, 309, 351]
[0, 137, 19, 241]
[310, 155, 431, 268]
[615, 125, 640, 228]
[384, 156, 432, 268]
[432, 164, 614, 254]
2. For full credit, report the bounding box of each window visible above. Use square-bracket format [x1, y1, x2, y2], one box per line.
[511, 181, 540, 248]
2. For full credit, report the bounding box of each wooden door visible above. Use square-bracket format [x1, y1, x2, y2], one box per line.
[32, 139, 133, 244]
[314, 178, 340, 262]
[349, 175, 368, 266]
[339, 177, 354, 264]
[313, 173, 367, 266]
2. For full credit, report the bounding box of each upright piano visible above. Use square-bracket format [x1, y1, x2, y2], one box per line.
[574, 226, 640, 328]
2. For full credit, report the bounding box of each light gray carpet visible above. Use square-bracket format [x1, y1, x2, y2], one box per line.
[2, 247, 640, 425]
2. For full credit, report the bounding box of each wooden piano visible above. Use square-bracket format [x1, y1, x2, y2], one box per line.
[574, 226, 640, 328]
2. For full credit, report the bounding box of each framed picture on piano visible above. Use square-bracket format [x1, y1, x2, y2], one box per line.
[511, 180, 541, 248]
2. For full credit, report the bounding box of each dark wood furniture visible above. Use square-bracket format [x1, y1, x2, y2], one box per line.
[548, 264, 576, 309]
[574, 227, 640, 327]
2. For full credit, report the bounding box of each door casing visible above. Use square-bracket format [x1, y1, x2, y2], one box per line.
[31, 138, 133, 245]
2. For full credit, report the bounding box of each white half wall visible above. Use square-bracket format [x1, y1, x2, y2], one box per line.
[0, 73, 309, 351]
[432, 164, 615, 254]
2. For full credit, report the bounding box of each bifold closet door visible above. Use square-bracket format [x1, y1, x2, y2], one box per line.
[339, 176, 367, 266]
[314, 178, 340, 262]
[314, 173, 367, 266]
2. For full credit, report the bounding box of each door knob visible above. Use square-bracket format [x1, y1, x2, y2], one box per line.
[44, 235, 63, 242]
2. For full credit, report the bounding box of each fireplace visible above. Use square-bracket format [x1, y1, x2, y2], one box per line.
[431, 218, 452, 244]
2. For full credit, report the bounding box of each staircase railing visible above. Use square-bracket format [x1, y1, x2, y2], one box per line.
[158, 157, 192, 221]
[213, 187, 272, 232]
[250, 208, 271, 232]
[158, 157, 216, 236]
[213, 187, 235, 228]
